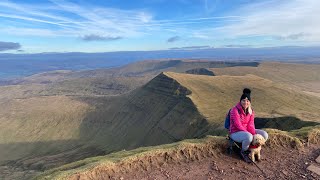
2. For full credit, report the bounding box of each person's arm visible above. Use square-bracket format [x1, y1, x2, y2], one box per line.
[247, 111, 256, 135]
[230, 107, 246, 131]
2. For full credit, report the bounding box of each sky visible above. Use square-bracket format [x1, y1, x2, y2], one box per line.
[0, 0, 320, 53]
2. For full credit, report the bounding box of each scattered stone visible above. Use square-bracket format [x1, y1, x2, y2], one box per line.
[300, 174, 306, 179]
[164, 172, 170, 178]
[307, 164, 320, 176]
[316, 156, 320, 164]
[305, 162, 308, 165]
[281, 170, 288, 176]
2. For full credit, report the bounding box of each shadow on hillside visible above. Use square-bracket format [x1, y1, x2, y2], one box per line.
[255, 116, 319, 131]
[0, 140, 104, 171]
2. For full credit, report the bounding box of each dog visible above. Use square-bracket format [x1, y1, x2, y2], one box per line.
[248, 134, 266, 162]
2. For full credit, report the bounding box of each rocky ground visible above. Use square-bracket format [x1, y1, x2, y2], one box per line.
[114, 145, 320, 180]
[1, 144, 319, 180]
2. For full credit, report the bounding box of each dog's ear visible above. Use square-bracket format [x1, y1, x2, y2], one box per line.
[260, 137, 266, 145]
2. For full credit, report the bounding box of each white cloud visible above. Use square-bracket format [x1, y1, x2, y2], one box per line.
[220, 0, 320, 42]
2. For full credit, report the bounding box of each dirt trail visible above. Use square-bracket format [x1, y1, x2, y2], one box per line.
[110, 146, 320, 180]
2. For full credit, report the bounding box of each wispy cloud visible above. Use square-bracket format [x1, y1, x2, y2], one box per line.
[1, 0, 319, 51]
[224, 44, 252, 48]
[0, 0, 242, 37]
[0, 41, 21, 51]
[0, 0, 154, 38]
[81, 34, 122, 42]
[167, 36, 180, 43]
[220, 0, 320, 42]
[170, 45, 211, 50]
[273, 33, 309, 40]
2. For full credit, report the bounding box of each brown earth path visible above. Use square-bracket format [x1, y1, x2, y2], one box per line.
[113, 145, 320, 180]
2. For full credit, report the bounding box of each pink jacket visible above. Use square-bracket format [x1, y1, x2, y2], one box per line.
[229, 102, 256, 135]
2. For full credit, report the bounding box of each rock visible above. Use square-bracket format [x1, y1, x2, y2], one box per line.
[316, 156, 320, 164]
[299, 173, 307, 179]
[307, 164, 320, 176]
[281, 170, 288, 176]
[120, 177, 124, 180]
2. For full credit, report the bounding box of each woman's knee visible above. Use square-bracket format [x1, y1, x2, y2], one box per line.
[230, 131, 253, 142]
[256, 129, 268, 140]
[246, 133, 253, 142]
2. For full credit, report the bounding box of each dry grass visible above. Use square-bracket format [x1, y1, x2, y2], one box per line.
[0, 96, 92, 162]
[210, 62, 320, 94]
[288, 125, 320, 144]
[265, 129, 303, 149]
[165, 72, 320, 125]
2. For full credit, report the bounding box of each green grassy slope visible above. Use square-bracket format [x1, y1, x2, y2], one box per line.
[0, 96, 92, 163]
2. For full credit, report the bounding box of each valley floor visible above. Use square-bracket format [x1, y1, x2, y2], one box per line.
[112, 145, 320, 180]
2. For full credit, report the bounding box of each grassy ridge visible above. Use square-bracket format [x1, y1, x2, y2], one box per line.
[210, 62, 320, 94]
[165, 72, 320, 124]
[35, 126, 320, 179]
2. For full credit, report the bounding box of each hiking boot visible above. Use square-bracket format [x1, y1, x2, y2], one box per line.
[240, 150, 251, 163]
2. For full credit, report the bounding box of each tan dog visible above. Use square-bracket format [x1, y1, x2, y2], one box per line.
[249, 134, 266, 162]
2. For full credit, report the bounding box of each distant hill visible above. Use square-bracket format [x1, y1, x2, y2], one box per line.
[0, 60, 258, 97]
[185, 68, 215, 76]
[210, 62, 320, 97]
[1, 46, 320, 79]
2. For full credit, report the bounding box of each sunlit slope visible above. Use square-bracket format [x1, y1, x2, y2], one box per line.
[0, 96, 92, 162]
[210, 62, 320, 95]
[164, 72, 320, 127]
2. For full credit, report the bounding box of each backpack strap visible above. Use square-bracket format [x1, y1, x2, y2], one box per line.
[230, 106, 241, 127]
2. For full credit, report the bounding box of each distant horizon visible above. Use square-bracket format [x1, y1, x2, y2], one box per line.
[1, 46, 320, 80]
[1, 0, 320, 53]
[1, 45, 320, 55]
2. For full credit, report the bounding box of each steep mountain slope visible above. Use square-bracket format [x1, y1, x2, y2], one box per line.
[0, 72, 208, 173]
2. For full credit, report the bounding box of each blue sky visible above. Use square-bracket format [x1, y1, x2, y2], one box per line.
[0, 0, 319, 53]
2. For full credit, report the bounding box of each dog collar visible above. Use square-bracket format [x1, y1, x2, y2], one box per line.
[249, 144, 259, 149]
